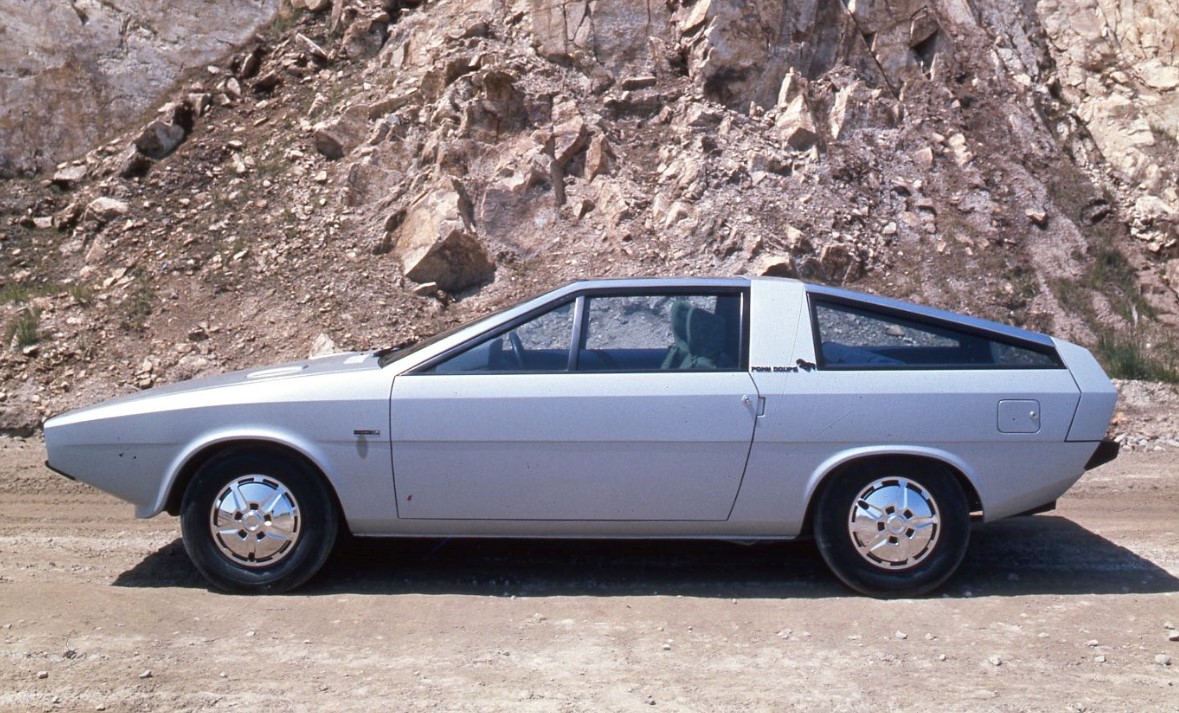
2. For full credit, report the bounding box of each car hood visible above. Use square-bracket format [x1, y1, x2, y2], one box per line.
[46, 351, 380, 427]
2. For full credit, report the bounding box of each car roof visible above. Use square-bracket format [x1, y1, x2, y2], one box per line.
[559, 276, 754, 291]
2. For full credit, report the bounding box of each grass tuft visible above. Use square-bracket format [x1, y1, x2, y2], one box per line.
[67, 283, 95, 306]
[6, 308, 41, 348]
[120, 270, 156, 333]
[1, 283, 55, 305]
[0, 283, 29, 305]
[1096, 329, 1179, 383]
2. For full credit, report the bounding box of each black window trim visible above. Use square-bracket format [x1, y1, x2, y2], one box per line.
[808, 294, 1065, 371]
[411, 286, 751, 375]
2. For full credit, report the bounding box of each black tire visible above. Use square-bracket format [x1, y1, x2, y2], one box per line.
[180, 450, 339, 594]
[813, 460, 969, 597]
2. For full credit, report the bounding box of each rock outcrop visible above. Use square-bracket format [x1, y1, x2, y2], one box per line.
[1037, 0, 1178, 252]
[0, 0, 281, 176]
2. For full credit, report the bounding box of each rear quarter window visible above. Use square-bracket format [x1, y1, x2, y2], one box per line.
[812, 299, 1062, 369]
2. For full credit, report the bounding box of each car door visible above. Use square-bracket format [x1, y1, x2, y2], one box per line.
[389, 290, 759, 520]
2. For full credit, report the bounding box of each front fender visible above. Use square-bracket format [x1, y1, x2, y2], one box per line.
[152, 426, 338, 518]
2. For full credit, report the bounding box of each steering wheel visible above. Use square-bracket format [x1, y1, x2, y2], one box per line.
[507, 330, 525, 369]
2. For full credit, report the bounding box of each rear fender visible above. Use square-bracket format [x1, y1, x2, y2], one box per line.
[803, 445, 982, 526]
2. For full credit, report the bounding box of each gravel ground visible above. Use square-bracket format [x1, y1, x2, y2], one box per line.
[1, 436, 1177, 712]
[1110, 380, 1179, 452]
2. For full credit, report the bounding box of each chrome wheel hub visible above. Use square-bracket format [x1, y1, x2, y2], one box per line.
[210, 476, 301, 568]
[848, 477, 940, 570]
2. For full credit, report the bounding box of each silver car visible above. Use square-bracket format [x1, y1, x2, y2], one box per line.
[44, 277, 1119, 596]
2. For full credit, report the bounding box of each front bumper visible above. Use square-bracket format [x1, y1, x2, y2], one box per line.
[45, 460, 77, 481]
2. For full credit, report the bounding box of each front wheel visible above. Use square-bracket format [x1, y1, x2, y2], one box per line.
[180, 450, 338, 594]
[813, 461, 970, 597]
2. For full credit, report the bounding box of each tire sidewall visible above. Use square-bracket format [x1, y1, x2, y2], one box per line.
[180, 451, 338, 594]
[814, 461, 970, 597]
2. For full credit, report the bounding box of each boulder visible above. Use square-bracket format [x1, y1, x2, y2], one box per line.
[0, 401, 40, 437]
[913, 147, 934, 170]
[819, 243, 861, 282]
[308, 333, 338, 358]
[236, 46, 263, 79]
[784, 225, 810, 252]
[395, 181, 495, 293]
[118, 146, 153, 179]
[584, 134, 614, 180]
[752, 255, 798, 278]
[776, 95, 818, 150]
[84, 197, 130, 223]
[366, 87, 422, 120]
[619, 75, 657, 91]
[188, 92, 213, 117]
[552, 116, 588, 168]
[1025, 207, 1049, 227]
[312, 107, 368, 160]
[676, 0, 712, 35]
[131, 100, 194, 161]
[51, 164, 88, 189]
[591, 180, 631, 227]
[295, 33, 329, 62]
[253, 72, 283, 94]
[313, 129, 347, 161]
[134, 119, 186, 160]
[84, 237, 108, 264]
[296, 0, 331, 12]
[683, 104, 725, 129]
[342, 13, 390, 59]
[776, 70, 805, 107]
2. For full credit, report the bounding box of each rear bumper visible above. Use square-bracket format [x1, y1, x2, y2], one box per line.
[1084, 439, 1120, 471]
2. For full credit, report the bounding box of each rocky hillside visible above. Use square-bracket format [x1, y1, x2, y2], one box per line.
[1, 0, 1177, 437]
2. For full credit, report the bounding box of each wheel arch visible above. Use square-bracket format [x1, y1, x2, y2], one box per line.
[800, 450, 983, 537]
[163, 437, 344, 524]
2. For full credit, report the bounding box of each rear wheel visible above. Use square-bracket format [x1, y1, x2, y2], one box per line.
[814, 461, 970, 597]
[180, 450, 338, 594]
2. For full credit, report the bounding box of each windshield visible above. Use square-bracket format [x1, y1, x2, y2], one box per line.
[378, 283, 578, 368]
[377, 301, 525, 368]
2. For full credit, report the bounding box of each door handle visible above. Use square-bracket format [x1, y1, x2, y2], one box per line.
[742, 394, 766, 416]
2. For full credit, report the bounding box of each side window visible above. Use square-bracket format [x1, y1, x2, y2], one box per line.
[579, 294, 741, 371]
[813, 300, 1060, 369]
[430, 301, 574, 373]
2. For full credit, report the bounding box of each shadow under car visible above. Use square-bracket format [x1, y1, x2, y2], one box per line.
[114, 515, 1178, 599]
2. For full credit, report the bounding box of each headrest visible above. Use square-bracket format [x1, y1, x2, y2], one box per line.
[686, 308, 724, 358]
[669, 300, 691, 346]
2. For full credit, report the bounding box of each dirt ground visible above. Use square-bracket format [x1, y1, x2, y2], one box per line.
[1, 436, 1176, 712]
